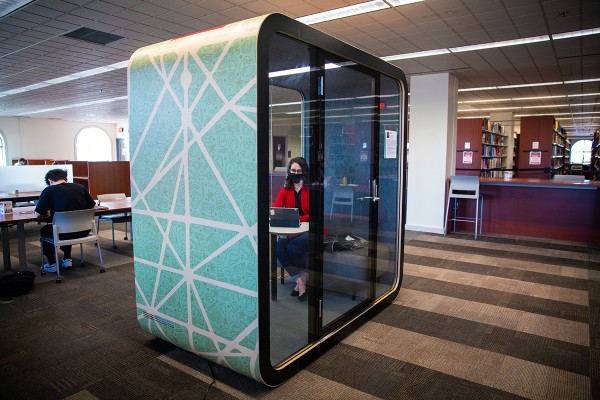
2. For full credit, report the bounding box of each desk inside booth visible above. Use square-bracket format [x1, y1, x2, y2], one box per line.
[0, 199, 132, 270]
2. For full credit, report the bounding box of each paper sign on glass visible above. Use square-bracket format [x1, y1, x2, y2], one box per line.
[385, 130, 397, 159]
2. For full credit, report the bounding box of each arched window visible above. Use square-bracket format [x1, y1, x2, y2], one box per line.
[0, 130, 6, 166]
[571, 139, 592, 164]
[75, 127, 112, 161]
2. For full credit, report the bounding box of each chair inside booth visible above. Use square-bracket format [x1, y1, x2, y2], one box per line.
[268, 33, 401, 367]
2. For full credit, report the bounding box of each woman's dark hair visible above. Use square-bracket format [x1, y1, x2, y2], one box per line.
[44, 169, 68, 185]
[284, 157, 309, 188]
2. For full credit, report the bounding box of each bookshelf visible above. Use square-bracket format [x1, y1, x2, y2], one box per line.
[456, 118, 508, 177]
[71, 161, 130, 198]
[551, 125, 570, 174]
[592, 130, 600, 180]
[518, 116, 571, 179]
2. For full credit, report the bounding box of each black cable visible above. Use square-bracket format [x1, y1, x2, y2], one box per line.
[202, 360, 216, 400]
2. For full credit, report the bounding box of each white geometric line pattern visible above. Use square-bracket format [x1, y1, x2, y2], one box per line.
[128, 17, 265, 382]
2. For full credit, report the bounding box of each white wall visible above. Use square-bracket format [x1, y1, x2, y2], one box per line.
[406, 73, 458, 234]
[0, 116, 118, 165]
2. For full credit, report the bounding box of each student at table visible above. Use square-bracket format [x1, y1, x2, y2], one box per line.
[13, 158, 26, 166]
[34, 168, 96, 273]
[273, 157, 310, 301]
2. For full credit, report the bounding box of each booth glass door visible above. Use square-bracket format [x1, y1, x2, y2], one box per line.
[267, 32, 402, 367]
[319, 56, 380, 332]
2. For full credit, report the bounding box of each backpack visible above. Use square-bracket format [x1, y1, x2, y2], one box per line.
[323, 234, 367, 252]
[0, 270, 35, 298]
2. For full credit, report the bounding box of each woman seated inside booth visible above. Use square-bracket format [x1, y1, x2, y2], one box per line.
[273, 157, 310, 301]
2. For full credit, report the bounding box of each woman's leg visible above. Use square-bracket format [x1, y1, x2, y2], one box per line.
[285, 233, 309, 296]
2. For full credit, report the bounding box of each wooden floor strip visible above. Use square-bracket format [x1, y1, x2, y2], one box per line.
[344, 321, 591, 400]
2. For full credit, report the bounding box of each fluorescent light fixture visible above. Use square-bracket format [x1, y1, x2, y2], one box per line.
[568, 92, 600, 98]
[296, 0, 389, 25]
[512, 95, 566, 101]
[564, 78, 600, 84]
[384, 0, 424, 5]
[552, 28, 600, 40]
[458, 87, 497, 92]
[459, 98, 511, 104]
[521, 104, 570, 109]
[382, 49, 450, 61]
[475, 106, 520, 111]
[449, 36, 550, 53]
[556, 116, 600, 120]
[458, 107, 518, 112]
[0, 60, 128, 98]
[517, 111, 600, 117]
[497, 81, 562, 89]
[19, 96, 128, 115]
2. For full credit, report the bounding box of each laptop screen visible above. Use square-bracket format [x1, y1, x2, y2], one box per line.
[269, 207, 300, 228]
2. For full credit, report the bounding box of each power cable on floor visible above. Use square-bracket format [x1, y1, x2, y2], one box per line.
[202, 359, 216, 400]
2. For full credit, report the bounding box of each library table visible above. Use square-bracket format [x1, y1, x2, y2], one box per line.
[0, 199, 131, 270]
[0, 191, 41, 202]
[477, 178, 600, 243]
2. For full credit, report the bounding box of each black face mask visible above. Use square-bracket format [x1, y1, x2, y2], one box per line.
[289, 173, 303, 184]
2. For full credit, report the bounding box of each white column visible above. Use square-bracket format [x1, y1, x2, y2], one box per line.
[406, 73, 458, 234]
[489, 111, 515, 169]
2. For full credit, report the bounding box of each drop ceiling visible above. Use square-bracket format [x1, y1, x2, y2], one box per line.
[0, 0, 598, 137]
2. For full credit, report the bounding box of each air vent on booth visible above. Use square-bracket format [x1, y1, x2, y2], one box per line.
[143, 311, 175, 328]
[63, 27, 124, 45]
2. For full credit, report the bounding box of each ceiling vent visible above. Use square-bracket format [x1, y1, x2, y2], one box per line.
[63, 27, 124, 45]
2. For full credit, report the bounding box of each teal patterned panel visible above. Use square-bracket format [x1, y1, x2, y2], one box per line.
[128, 16, 266, 383]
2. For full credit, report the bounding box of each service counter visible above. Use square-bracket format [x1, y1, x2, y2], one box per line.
[461, 178, 600, 243]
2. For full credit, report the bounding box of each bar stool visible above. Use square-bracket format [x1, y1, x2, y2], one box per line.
[444, 175, 483, 239]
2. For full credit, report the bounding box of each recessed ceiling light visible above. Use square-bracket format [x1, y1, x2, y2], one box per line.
[384, 0, 424, 6]
[19, 96, 127, 115]
[297, 0, 389, 25]
[382, 49, 450, 61]
[568, 92, 600, 97]
[458, 87, 498, 92]
[497, 82, 563, 89]
[552, 27, 600, 40]
[512, 95, 566, 101]
[449, 36, 550, 53]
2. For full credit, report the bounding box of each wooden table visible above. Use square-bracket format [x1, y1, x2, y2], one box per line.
[0, 199, 131, 270]
[0, 191, 41, 202]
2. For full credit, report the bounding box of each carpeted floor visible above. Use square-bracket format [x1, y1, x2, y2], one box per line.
[0, 223, 598, 399]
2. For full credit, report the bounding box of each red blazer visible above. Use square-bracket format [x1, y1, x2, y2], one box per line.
[273, 186, 309, 223]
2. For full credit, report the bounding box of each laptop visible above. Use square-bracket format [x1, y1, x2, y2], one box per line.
[269, 207, 300, 228]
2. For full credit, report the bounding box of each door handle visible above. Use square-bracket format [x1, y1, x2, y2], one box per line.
[358, 196, 380, 203]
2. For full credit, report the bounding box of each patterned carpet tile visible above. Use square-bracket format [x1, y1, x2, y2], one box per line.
[0, 231, 597, 399]
[402, 275, 589, 323]
[343, 321, 591, 400]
